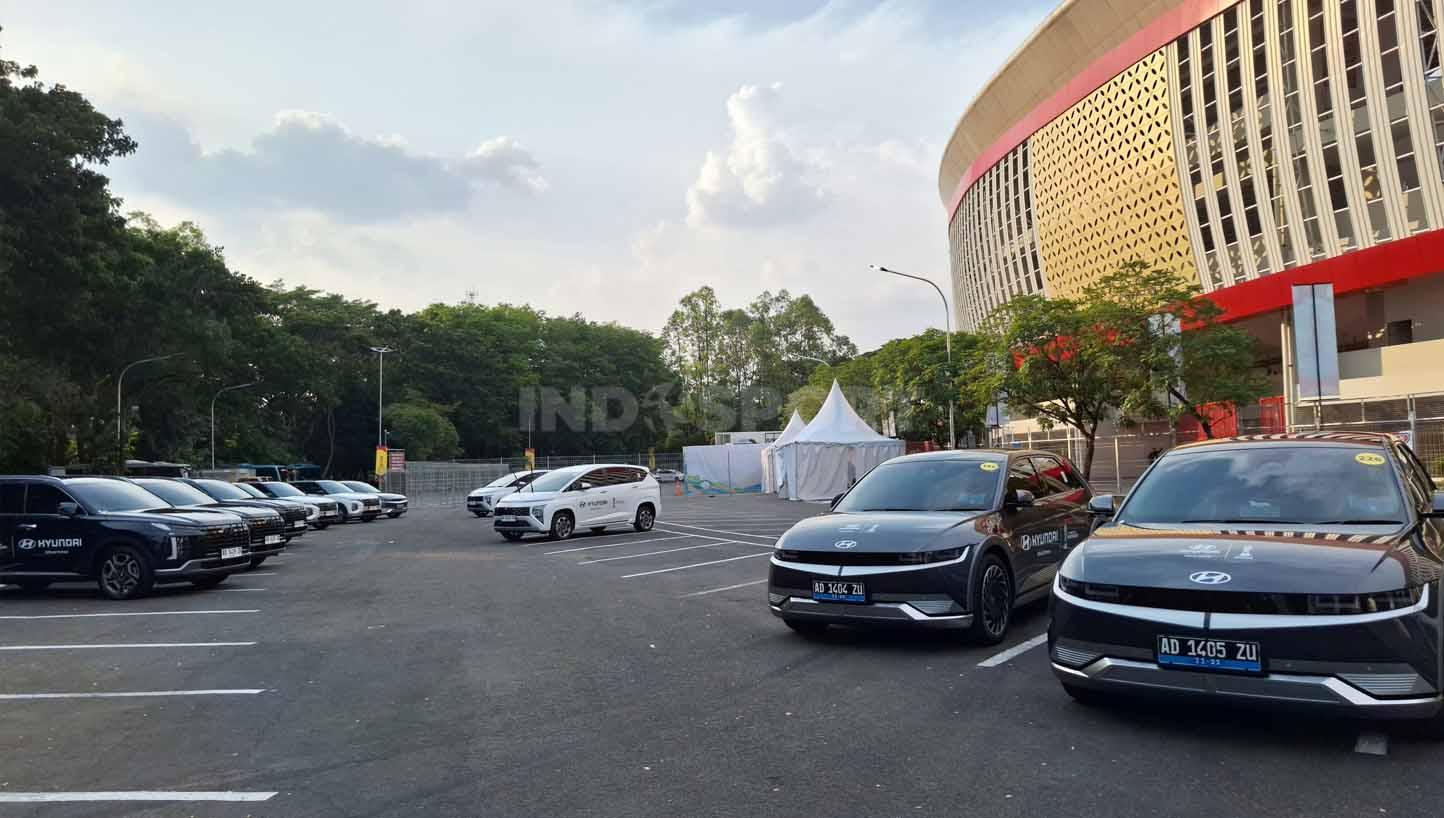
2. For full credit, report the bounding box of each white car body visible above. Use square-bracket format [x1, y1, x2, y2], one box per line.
[467, 470, 549, 516]
[651, 468, 683, 483]
[492, 464, 661, 538]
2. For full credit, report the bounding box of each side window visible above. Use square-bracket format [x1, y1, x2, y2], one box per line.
[25, 484, 72, 515]
[293, 482, 317, 493]
[1394, 444, 1435, 507]
[1031, 456, 1083, 496]
[576, 471, 608, 490]
[1006, 459, 1042, 495]
[0, 483, 24, 514]
[631, 468, 649, 483]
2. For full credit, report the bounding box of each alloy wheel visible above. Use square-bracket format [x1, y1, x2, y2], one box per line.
[979, 564, 1012, 637]
[101, 552, 141, 597]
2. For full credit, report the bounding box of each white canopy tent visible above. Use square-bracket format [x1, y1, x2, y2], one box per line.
[761, 410, 806, 494]
[775, 381, 905, 501]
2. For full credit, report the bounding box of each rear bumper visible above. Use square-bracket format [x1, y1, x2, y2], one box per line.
[767, 554, 972, 629]
[1049, 577, 1443, 719]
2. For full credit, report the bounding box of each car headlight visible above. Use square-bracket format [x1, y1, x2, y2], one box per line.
[898, 546, 968, 564]
[350, 501, 362, 512]
[168, 532, 202, 560]
[531, 506, 545, 521]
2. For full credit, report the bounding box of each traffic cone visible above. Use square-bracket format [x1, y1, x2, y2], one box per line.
[674, 479, 683, 497]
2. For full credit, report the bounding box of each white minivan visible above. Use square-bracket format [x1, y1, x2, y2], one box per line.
[492, 464, 660, 541]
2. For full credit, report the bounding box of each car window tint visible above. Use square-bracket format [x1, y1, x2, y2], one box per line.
[25, 484, 71, 515]
[1007, 459, 1042, 495]
[1394, 443, 1434, 506]
[631, 468, 649, 483]
[0, 483, 24, 514]
[1030, 455, 1082, 495]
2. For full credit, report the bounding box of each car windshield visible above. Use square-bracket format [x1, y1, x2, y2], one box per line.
[316, 480, 352, 494]
[234, 483, 267, 498]
[485, 473, 519, 488]
[1120, 446, 1407, 525]
[260, 482, 303, 497]
[521, 468, 586, 493]
[342, 481, 379, 493]
[65, 479, 169, 513]
[833, 459, 1001, 512]
[134, 479, 213, 507]
[195, 479, 254, 501]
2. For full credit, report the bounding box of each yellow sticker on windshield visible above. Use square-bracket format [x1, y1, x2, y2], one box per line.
[979, 462, 1000, 472]
[1355, 452, 1386, 466]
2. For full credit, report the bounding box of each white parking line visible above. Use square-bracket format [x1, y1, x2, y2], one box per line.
[545, 535, 696, 555]
[0, 689, 267, 700]
[0, 610, 259, 620]
[0, 642, 256, 651]
[583, 540, 749, 563]
[655, 522, 779, 541]
[217, 588, 267, 592]
[622, 552, 772, 578]
[0, 792, 278, 803]
[244, 572, 277, 577]
[680, 579, 768, 597]
[976, 633, 1049, 667]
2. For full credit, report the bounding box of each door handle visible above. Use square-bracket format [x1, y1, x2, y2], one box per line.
[16, 523, 37, 531]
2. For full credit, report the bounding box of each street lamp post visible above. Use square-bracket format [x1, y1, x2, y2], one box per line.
[871, 264, 955, 448]
[210, 382, 257, 470]
[116, 353, 185, 452]
[369, 346, 394, 450]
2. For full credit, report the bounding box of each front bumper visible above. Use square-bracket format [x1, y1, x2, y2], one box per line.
[494, 513, 546, 534]
[383, 500, 407, 515]
[154, 554, 252, 580]
[284, 518, 308, 539]
[467, 496, 492, 514]
[767, 553, 973, 630]
[1049, 578, 1443, 719]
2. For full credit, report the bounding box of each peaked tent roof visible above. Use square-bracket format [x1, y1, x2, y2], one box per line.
[789, 381, 893, 444]
[770, 410, 807, 449]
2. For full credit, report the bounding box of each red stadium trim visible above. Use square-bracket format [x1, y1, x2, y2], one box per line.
[945, 0, 1242, 222]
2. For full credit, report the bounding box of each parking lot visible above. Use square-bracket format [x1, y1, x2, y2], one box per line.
[1, 492, 1442, 817]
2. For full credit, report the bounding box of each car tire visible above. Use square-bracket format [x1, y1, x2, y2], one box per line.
[96, 544, 155, 601]
[314, 522, 330, 530]
[362, 516, 375, 523]
[249, 556, 267, 569]
[473, 511, 486, 518]
[388, 511, 402, 518]
[784, 619, 827, 637]
[967, 552, 1014, 645]
[190, 575, 228, 590]
[14, 579, 51, 592]
[500, 531, 525, 542]
[633, 504, 655, 532]
[550, 511, 575, 541]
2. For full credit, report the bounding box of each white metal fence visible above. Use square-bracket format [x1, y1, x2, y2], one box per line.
[382, 452, 684, 507]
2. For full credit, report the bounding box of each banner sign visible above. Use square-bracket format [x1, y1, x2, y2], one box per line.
[1292, 283, 1340, 400]
[387, 449, 406, 472]
[374, 446, 388, 476]
[524, 448, 536, 471]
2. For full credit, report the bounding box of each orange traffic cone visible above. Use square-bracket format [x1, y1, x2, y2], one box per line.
[674, 479, 683, 497]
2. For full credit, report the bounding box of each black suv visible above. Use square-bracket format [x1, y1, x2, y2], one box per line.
[0, 476, 252, 599]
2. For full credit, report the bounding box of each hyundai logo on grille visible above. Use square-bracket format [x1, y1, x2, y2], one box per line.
[1189, 570, 1232, 585]
[833, 540, 858, 549]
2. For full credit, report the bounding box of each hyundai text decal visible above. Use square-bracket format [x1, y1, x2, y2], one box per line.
[18, 537, 83, 551]
[1020, 530, 1060, 552]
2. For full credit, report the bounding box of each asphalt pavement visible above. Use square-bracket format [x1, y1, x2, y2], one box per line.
[0, 493, 1441, 817]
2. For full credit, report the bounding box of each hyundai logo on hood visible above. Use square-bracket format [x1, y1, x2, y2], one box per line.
[833, 540, 858, 549]
[1189, 570, 1232, 585]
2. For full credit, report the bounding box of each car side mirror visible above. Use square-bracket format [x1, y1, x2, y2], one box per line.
[830, 492, 846, 510]
[575, 482, 592, 492]
[1427, 491, 1444, 517]
[57, 501, 80, 516]
[1087, 494, 1117, 517]
[1004, 489, 1035, 509]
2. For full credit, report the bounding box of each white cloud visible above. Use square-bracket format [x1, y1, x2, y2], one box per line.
[685, 83, 826, 229]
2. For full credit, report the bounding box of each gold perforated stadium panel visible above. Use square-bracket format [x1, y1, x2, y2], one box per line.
[1030, 49, 1201, 298]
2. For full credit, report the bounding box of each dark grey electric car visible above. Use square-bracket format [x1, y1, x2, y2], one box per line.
[768, 449, 1093, 643]
[1050, 432, 1444, 734]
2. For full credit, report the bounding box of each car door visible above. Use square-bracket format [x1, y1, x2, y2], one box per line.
[18, 482, 89, 575]
[612, 467, 650, 523]
[1000, 456, 1052, 596]
[0, 481, 23, 566]
[571, 469, 616, 527]
[1026, 455, 1089, 583]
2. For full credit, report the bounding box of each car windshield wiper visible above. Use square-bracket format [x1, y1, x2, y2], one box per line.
[1180, 518, 1309, 524]
[858, 507, 924, 512]
[1315, 519, 1404, 525]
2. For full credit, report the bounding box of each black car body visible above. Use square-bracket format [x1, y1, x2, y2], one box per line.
[340, 481, 408, 518]
[769, 450, 1092, 643]
[0, 476, 252, 599]
[179, 478, 309, 542]
[130, 478, 290, 565]
[291, 480, 381, 522]
[1050, 433, 1444, 730]
[249, 481, 342, 528]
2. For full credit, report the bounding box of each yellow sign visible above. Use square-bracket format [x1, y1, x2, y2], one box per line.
[374, 446, 388, 475]
[524, 448, 536, 471]
[979, 462, 1000, 472]
[1354, 452, 1386, 466]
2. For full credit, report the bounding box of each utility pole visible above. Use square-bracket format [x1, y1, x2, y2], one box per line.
[210, 382, 257, 470]
[369, 346, 394, 449]
[116, 352, 184, 456]
[871, 265, 955, 448]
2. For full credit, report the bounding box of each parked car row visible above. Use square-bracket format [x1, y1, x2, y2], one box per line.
[766, 432, 1444, 736]
[0, 474, 410, 600]
[468, 464, 662, 541]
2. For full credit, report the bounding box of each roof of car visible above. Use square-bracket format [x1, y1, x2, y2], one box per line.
[885, 449, 1057, 463]
[1172, 431, 1397, 451]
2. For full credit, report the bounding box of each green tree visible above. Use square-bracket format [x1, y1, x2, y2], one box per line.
[1084, 261, 1268, 438]
[385, 401, 460, 461]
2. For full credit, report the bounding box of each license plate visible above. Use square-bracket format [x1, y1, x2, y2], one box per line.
[264, 534, 282, 545]
[1156, 635, 1263, 673]
[499, 515, 516, 523]
[221, 547, 244, 560]
[292, 520, 306, 529]
[813, 579, 866, 603]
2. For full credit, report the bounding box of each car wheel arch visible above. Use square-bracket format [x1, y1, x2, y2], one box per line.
[966, 540, 1015, 607]
[90, 536, 152, 573]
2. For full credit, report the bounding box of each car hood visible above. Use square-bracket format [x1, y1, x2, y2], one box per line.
[195, 502, 279, 521]
[373, 492, 406, 501]
[124, 508, 244, 528]
[469, 486, 512, 498]
[494, 490, 562, 506]
[326, 492, 376, 502]
[777, 511, 988, 553]
[1068, 523, 1438, 594]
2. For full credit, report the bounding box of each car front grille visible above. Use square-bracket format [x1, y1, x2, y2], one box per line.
[361, 498, 381, 509]
[494, 506, 526, 517]
[246, 515, 286, 544]
[776, 550, 929, 567]
[196, 524, 250, 559]
[1057, 576, 1424, 615]
[280, 505, 308, 524]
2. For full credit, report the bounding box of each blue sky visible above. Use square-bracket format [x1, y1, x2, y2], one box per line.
[4, 0, 1052, 348]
